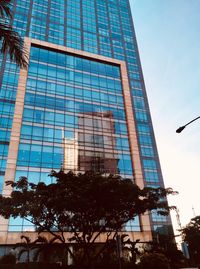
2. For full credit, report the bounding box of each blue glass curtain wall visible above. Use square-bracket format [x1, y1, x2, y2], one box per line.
[0, 0, 170, 231]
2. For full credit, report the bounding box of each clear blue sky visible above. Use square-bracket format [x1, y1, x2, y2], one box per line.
[130, 0, 200, 233]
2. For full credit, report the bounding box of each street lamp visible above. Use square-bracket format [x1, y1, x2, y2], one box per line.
[176, 116, 200, 133]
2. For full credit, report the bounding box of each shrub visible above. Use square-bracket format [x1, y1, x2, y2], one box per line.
[0, 253, 16, 264]
[139, 253, 170, 269]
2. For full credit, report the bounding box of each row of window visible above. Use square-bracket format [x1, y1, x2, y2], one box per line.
[21, 125, 130, 150]
[25, 94, 126, 120]
[17, 142, 133, 173]
[30, 47, 120, 78]
[23, 108, 128, 134]
[8, 214, 141, 232]
[27, 77, 123, 100]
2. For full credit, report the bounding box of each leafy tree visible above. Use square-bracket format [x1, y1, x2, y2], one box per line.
[181, 215, 200, 265]
[0, 171, 176, 268]
[0, 0, 28, 68]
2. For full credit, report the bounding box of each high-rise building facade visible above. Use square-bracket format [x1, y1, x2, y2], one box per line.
[0, 0, 172, 249]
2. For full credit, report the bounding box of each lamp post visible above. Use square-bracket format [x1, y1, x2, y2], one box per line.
[176, 116, 200, 133]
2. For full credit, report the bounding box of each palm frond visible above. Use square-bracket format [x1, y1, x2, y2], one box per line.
[34, 236, 48, 244]
[0, 0, 12, 19]
[0, 22, 28, 68]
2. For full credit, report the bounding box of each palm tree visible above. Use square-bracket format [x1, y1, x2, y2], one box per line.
[0, 0, 28, 68]
[15, 235, 66, 263]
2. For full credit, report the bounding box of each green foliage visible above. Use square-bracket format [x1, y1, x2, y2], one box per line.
[0, 171, 176, 268]
[181, 215, 200, 265]
[139, 253, 170, 269]
[0, 0, 28, 68]
[0, 0, 12, 18]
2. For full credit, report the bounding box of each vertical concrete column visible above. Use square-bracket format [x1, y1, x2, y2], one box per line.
[0, 38, 31, 243]
[120, 63, 152, 234]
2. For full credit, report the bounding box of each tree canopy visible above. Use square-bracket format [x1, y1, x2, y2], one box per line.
[181, 215, 200, 265]
[0, 171, 176, 267]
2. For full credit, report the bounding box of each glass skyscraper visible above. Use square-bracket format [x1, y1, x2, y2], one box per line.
[0, 0, 172, 248]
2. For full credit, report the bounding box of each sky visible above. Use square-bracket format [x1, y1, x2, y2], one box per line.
[130, 0, 200, 234]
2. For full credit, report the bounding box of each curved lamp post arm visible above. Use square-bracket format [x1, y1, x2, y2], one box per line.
[176, 116, 200, 133]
